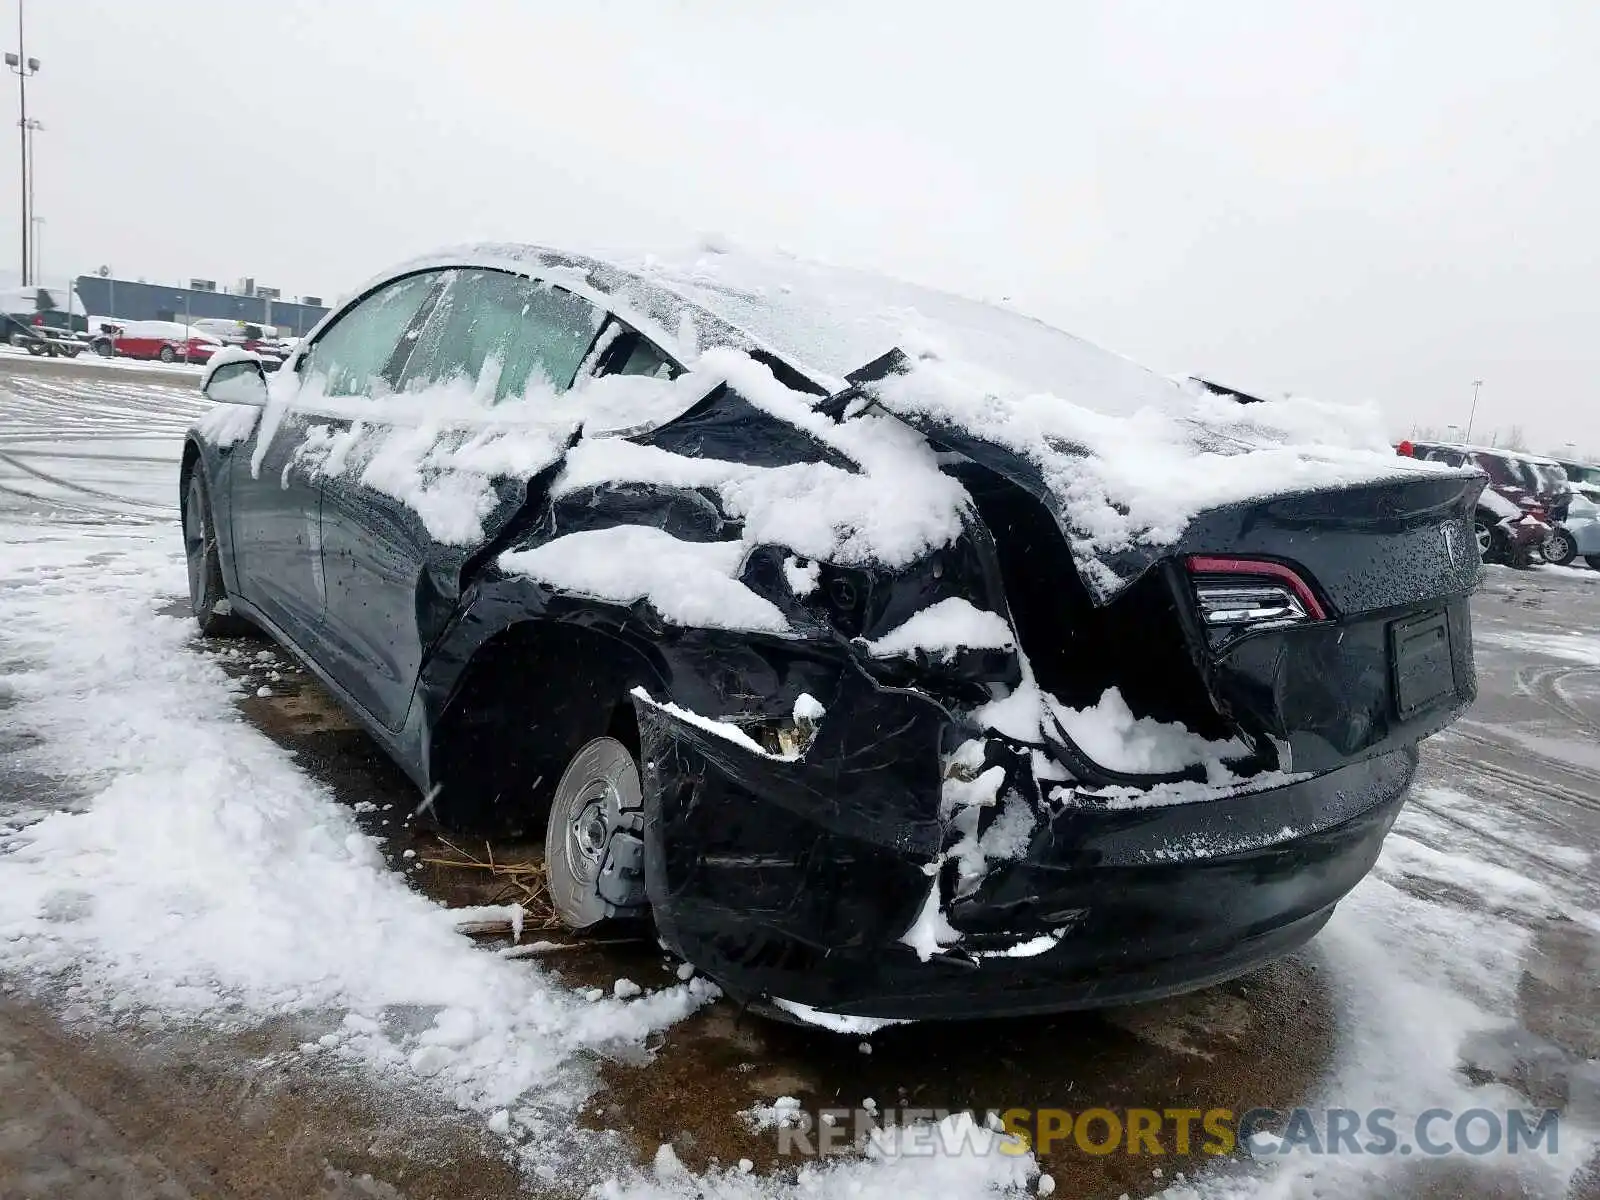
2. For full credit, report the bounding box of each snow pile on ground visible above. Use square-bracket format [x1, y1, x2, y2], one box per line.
[1476, 626, 1600, 667]
[0, 525, 713, 1180]
[1167, 859, 1596, 1199]
[603, 1113, 1034, 1200]
[0, 520, 1044, 1197]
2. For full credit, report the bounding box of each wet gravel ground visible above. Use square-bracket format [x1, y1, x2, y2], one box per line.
[1, 358, 1597, 1199]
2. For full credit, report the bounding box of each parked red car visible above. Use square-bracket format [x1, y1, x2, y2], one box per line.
[189, 319, 291, 369]
[1398, 440, 1553, 567]
[90, 320, 224, 365]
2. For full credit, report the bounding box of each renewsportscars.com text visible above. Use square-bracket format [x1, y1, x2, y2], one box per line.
[771, 1106, 1561, 1159]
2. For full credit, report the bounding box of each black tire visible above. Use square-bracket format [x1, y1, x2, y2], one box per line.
[26, 340, 45, 356]
[1587, 555, 1600, 572]
[543, 736, 648, 932]
[59, 346, 80, 359]
[1473, 515, 1503, 564]
[182, 470, 252, 637]
[1545, 529, 1578, 567]
[158, 345, 177, 364]
[93, 339, 113, 357]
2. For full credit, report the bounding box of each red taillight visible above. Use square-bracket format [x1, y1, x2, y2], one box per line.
[1186, 555, 1328, 622]
[30, 315, 42, 326]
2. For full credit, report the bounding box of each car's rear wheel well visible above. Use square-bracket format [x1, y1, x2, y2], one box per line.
[426, 620, 657, 837]
[179, 440, 201, 512]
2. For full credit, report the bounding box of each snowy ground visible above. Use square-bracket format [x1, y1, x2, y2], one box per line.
[0, 340, 208, 378]
[0, 358, 1597, 1199]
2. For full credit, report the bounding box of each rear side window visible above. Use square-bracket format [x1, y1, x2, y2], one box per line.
[396, 269, 605, 402]
[1469, 453, 1518, 487]
[299, 272, 440, 397]
[606, 332, 678, 380]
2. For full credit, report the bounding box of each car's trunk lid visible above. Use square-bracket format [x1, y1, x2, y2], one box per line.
[870, 387, 1485, 779]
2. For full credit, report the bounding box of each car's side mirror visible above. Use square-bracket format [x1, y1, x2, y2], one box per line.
[202, 357, 269, 407]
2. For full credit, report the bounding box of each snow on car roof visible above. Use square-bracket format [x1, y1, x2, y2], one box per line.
[1418, 440, 1561, 466]
[402, 240, 1179, 415]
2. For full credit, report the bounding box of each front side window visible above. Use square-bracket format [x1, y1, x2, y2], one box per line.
[395, 269, 605, 403]
[298, 271, 440, 397]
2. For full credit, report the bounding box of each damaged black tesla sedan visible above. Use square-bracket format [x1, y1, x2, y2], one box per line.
[182, 243, 1483, 1026]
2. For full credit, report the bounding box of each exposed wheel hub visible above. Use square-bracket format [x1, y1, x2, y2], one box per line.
[545, 737, 647, 930]
[571, 790, 613, 865]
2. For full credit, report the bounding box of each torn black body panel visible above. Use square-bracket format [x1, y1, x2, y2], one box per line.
[636, 673, 948, 996]
[638, 662, 1418, 1019]
[1197, 596, 1475, 776]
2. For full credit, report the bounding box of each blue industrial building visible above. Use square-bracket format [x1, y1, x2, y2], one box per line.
[73, 276, 330, 337]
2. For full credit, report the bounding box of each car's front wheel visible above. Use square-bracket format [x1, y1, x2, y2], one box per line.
[543, 736, 648, 933]
[182, 471, 251, 637]
[1474, 516, 1501, 563]
[1545, 528, 1578, 566]
[1586, 555, 1600, 572]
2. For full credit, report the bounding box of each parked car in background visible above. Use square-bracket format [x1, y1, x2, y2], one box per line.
[1515, 456, 1600, 568]
[0, 285, 88, 357]
[1556, 459, 1600, 502]
[1399, 441, 1552, 568]
[1541, 488, 1600, 569]
[1515, 454, 1571, 513]
[189, 318, 292, 369]
[90, 320, 224, 364]
[181, 244, 1482, 1024]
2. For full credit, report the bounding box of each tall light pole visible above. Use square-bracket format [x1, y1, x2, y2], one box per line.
[28, 211, 40, 281]
[1465, 379, 1483, 444]
[5, 0, 38, 286]
[22, 115, 39, 279]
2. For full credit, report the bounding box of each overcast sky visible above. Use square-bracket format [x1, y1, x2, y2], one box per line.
[14, 1, 1597, 452]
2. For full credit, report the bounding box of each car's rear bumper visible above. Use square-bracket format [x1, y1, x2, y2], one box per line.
[1504, 516, 1553, 552]
[637, 687, 1418, 1023]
